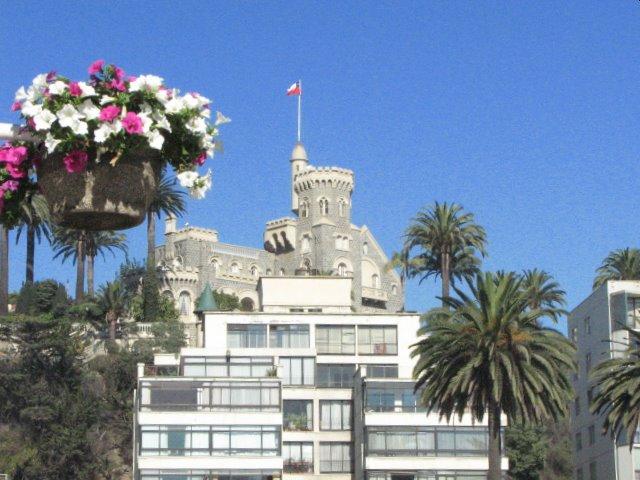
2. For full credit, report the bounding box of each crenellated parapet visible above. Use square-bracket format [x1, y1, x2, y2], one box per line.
[294, 166, 354, 194]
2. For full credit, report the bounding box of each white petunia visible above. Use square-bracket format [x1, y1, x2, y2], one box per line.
[78, 99, 100, 120]
[33, 109, 57, 131]
[48, 81, 67, 95]
[129, 74, 164, 92]
[14, 86, 28, 103]
[71, 120, 89, 136]
[57, 104, 83, 128]
[201, 136, 215, 158]
[139, 103, 153, 115]
[31, 74, 48, 90]
[152, 111, 171, 131]
[78, 82, 96, 97]
[164, 97, 185, 114]
[182, 93, 200, 110]
[138, 112, 153, 134]
[100, 95, 116, 105]
[185, 116, 207, 135]
[93, 122, 120, 143]
[44, 133, 61, 153]
[21, 101, 43, 117]
[177, 171, 199, 188]
[146, 129, 165, 150]
[215, 111, 231, 126]
[200, 107, 211, 119]
[155, 89, 170, 104]
[189, 169, 212, 199]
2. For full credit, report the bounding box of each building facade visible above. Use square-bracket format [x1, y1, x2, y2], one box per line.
[133, 276, 507, 480]
[156, 142, 403, 346]
[568, 280, 640, 480]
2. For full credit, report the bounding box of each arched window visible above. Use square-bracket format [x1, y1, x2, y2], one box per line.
[279, 268, 285, 276]
[300, 199, 309, 218]
[240, 297, 255, 312]
[371, 274, 380, 289]
[338, 198, 347, 217]
[230, 262, 240, 274]
[338, 263, 347, 277]
[250, 265, 259, 278]
[266, 269, 272, 276]
[362, 242, 369, 255]
[179, 291, 191, 316]
[301, 235, 311, 253]
[319, 197, 329, 215]
[391, 284, 398, 295]
[211, 258, 220, 275]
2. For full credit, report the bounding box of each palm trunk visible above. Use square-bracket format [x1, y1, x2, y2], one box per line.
[75, 233, 85, 302]
[87, 254, 95, 297]
[107, 311, 117, 340]
[147, 211, 156, 270]
[440, 250, 450, 306]
[487, 398, 503, 480]
[0, 225, 8, 315]
[25, 224, 35, 284]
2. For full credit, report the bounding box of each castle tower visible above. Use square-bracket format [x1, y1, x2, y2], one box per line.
[290, 142, 309, 212]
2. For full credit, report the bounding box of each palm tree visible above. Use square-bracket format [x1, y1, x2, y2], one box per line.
[52, 228, 128, 300]
[591, 328, 640, 449]
[400, 202, 487, 304]
[15, 191, 51, 284]
[593, 248, 640, 289]
[519, 269, 567, 323]
[147, 174, 186, 270]
[412, 272, 575, 480]
[97, 280, 127, 340]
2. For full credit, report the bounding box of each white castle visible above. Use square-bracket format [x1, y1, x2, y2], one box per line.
[156, 142, 404, 345]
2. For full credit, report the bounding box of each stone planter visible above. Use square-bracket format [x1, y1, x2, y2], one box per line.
[37, 148, 162, 231]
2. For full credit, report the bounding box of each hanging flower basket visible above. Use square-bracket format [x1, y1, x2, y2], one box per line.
[2, 60, 228, 230]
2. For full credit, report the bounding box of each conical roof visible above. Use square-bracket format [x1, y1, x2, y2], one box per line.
[291, 142, 308, 161]
[195, 282, 218, 312]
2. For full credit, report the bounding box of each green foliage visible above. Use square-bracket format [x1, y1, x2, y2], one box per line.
[593, 247, 640, 289]
[213, 289, 240, 311]
[118, 258, 145, 300]
[142, 266, 161, 322]
[15, 279, 69, 316]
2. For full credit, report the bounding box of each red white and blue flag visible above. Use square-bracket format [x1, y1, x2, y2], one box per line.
[286, 81, 301, 96]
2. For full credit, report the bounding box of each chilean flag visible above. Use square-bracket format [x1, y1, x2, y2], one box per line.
[286, 81, 301, 96]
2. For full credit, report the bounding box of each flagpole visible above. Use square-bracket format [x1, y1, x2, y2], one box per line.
[297, 79, 302, 142]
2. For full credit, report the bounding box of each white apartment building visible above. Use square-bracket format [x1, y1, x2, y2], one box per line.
[133, 276, 507, 480]
[568, 280, 640, 480]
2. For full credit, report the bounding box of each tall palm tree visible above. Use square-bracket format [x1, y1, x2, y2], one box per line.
[591, 328, 640, 449]
[15, 192, 51, 284]
[593, 248, 640, 289]
[412, 272, 575, 480]
[97, 280, 127, 340]
[147, 174, 186, 270]
[52, 228, 128, 300]
[400, 202, 487, 304]
[519, 269, 567, 323]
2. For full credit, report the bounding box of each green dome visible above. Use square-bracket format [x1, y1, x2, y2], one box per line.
[195, 283, 218, 312]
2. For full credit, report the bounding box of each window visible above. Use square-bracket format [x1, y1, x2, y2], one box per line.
[316, 364, 356, 388]
[366, 426, 489, 457]
[320, 401, 351, 430]
[211, 381, 280, 411]
[584, 317, 591, 334]
[319, 197, 329, 215]
[283, 400, 313, 431]
[362, 242, 369, 255]
[587, 388, 594, 404]
[179, 291, 191, 316]
[391, 284, 398, 295]
[358, 326, 398, 355]
[364, 364, 399, 378]
[576, 432, 582, 451]
[337, 263, 348, 277]
[266, 268, 272, 276]
[575, 397, 581, 416]
[338, 198, 346, 217]
[227, 324, 267, 348]
[281, 357, 315, 386]
[230, 262, 240, 274]
[240, 297, 255, 312]
[213, 425, 280, 456]
[182, 356, 273, 378]
[299, 199, 309, 218]
[571, 327, 578, 343]
[283, 442, 313, 473]
[301, 235, 311, 253]
[371, 273, 380, 288]
[140, 425, 210, 456]
[250, 265, 259, 278]
[316, 325, 355, 354]
[279, 268, 285, 276]
[269, 325, 310, 348]
[211, 258, 220, 275]
[365, 384, 425, 413]
[320, 442, 352, 473]
[589, 461, 597, 480]
[627, 296, 640, 328]
[585, 352, 592, 374]
[589, 425, 595, 445]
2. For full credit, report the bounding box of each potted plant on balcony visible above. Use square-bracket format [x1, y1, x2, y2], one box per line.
[5, 60, 228, 230]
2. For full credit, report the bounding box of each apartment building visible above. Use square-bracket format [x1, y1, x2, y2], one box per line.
[133, 276, 506, 480]
[568, 280, 640, 480]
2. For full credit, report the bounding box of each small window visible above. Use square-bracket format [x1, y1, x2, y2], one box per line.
[371, 273, 380, 289]
[266, 269, 272, 276]
[178, 291, 191, 316]
[337, 263, 348, 277]
[279, 268, 285, 276]
[319, 197, 329, 215]
[250, 265, 259, 278]
[574, 397, 580, 416]
[338, 199, 345, 217]
[587, 388, 594, 403]
[571, 327, 578, 343]
[584, 317, 591, 334]
[362, 242, 369, 255]
[301, 235, 311, 253]
[589, 461, 596, 480]
[585, 352, 591, 373]
[391, 284, 398, 295]
[211, 258, 220, 274]
[230, 262, 240, 274]
[588, 425, 595, 445]
[300, 199, 309, 218]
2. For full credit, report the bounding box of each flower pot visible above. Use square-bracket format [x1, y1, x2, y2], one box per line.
[37, 147, 162, 231]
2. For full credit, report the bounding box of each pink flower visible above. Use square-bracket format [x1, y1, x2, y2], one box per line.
[4, 146, 27, 166]
[1, 180, 19, 192]
[109, 79, 126, 92]
[88, 59, 105, 75]
[122, 112, 143, 134]
[194, 152, 207, 166]
[127, 76, 137, 82]
[5, 163, 26, 179]
[113, 66, 125, 82]
[68, 82, 82, 97]
[63, 150, 88, 173]
[99, 105, 121, 122]
[46, 70, 57, 82]
[27, 118, 36, 129]
[11, 101, 21, 112]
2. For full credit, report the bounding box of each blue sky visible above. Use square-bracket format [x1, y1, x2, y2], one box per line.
[1, 2, 639, 333]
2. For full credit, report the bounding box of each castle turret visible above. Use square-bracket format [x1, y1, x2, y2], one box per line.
[290, 142, 309, 212]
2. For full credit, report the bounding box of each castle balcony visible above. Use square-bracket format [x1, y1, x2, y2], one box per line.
[362, 286, 389, 302]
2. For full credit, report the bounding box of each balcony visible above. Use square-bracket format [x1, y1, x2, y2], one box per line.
[362, 286, 389, 302]
[284, 460, 313, 473]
